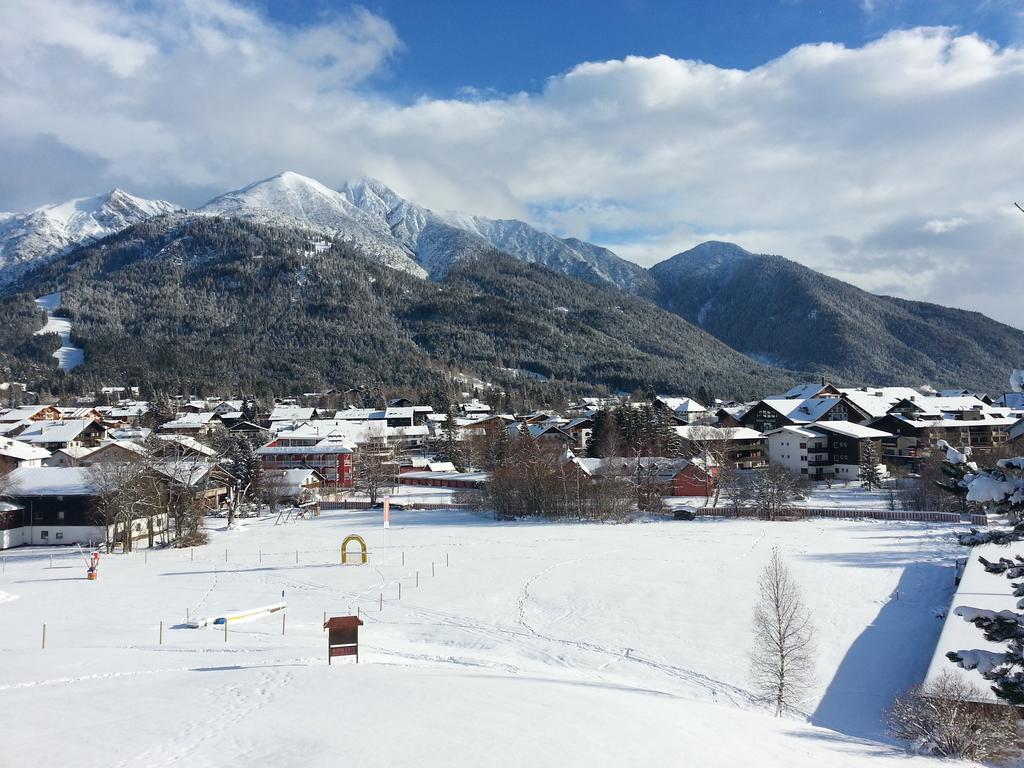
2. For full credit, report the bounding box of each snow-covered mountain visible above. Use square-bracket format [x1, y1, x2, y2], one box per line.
[340, 177, 652, 291]
[199, 172, 427, 278]
[0, 172, 649, 292]
[0, 189, 178, 283]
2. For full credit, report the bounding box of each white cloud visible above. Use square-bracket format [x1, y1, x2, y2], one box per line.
[0, 2, 1023, 325]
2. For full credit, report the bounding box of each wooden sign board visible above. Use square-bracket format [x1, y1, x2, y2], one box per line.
[324, 615, 363, 664]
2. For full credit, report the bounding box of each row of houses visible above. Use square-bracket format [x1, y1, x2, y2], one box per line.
[0, 378, 1021, 549]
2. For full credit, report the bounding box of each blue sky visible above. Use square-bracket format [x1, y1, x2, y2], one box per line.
[257, 0, 1024, 97]
[1, 0, 1023, 326]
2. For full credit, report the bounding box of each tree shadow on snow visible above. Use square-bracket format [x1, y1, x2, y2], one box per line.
[810, 561, 952, 740]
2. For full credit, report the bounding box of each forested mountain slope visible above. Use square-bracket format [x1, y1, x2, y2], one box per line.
[650, 241, 1024, 391]
[2, 217, 796, 399]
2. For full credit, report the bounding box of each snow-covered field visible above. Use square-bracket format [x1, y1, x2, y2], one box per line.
[0, 509, 970, 767]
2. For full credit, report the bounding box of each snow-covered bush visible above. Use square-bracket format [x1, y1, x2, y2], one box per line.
[886, 671, 1018, 761]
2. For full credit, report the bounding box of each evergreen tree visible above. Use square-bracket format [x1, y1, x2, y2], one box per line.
[432, 405, 466, 471]
[219, 435, 264, 527]
[586, 408, 621, 458]
[947, 554, 1024, 705]
[939, 439, 1024, 544]
[483, 423, 514, 470]
[858, 441, 884, 490]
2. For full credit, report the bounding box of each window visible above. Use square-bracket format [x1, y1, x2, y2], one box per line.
[55, 532, 64, 540]
[40, 530, 48, 539]
[57, 511, 65, 520]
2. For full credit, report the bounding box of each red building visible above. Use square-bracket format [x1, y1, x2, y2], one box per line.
[256, 430, 353, 488]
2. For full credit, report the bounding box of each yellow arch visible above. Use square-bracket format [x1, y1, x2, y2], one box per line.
[341, 534, 368, 565]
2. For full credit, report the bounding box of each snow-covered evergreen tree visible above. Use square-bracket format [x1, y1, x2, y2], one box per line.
[858, 441, 883, 490]
[945, 367, 1024, 703]
[937, 432, 1024, 545]
[947, 553, 1024, 705]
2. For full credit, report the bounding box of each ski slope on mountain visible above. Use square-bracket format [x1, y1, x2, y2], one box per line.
[33, 292, 84, 371]
[0, 509, 969, 767]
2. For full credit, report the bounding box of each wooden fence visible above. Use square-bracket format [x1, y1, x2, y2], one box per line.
[691, 506, 977, 524]
[320, 501, 471, 511]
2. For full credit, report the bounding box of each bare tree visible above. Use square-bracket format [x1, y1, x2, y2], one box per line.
[750, 465, 802, 521]
[683, 425, 739, 509]
[90, 462, 160, 553]
[750, 548, 816, 715]
[352, 444, 396, 506]
[144, 435, 207, 546]
[628, 453, 665, 512]
[886, 671, 1018, 761]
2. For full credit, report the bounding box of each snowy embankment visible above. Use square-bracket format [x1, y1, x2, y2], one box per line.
[0, 511, 966, 767]
[33, 292, 84, 371]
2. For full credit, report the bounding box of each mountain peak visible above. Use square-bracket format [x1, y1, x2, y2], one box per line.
[0, 188, 178, 283]
[650, 240, 755, 277]
[678, 240, 753, 260]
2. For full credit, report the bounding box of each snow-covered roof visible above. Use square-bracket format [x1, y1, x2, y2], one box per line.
[269, 406, 317, 422]
[809, 420, 891, 440]
[153, 433, 218, 456]
[840, 387, 925, 418]
[88, 440, 149, 458]
[561, 416, 595, 431]
[0, 405, 49, 423]
[257, 434, 355, 455]
[52, 446, 95, 459]
[0, 421, 28, 436]
[401, 470, 488, 483]
[902, 396, 993, 416]
[387, 425, 429, 438]
[57, 406, 101, 419]
[509, 423, 572, 440]
[384, 406, 415, 419]
[270, 419, 386, 445]
[109, 403, 150, 418]
[18, 419, 98, 445]
[656, 396, 706, 413]
[153, 459, 217, 487]
[6, 466, 98, 496]
[786, 397, 845, 423]
[569, 456, 713, 481]
[777, 382, 835, 400]
[265, 468, 321, 496]
[0, 436, 51, 462]
[886, 414, 1019, 430]
[763, 425, 820, 439]
[333, 408, 384, 421]
[675, 425, 763, 441]
[161, 412, 217, 429]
